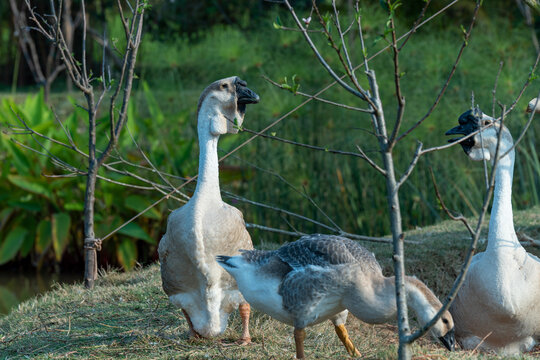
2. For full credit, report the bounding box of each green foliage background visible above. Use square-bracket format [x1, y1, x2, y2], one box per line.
[0, 2, 539, 277]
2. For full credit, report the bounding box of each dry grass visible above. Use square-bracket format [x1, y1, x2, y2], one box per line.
[0, 208, 539, 359]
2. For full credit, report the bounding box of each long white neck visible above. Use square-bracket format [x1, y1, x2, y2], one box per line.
[192, 108, 222, 203]
[347, 276, 439, 325]
[486, 147, 519, 252]
[403, 277, 440, 327]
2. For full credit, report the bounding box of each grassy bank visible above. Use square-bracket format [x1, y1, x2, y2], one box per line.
[1, 207, 538, 359]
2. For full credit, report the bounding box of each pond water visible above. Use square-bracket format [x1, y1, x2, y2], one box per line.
[0, 271, 80, 316]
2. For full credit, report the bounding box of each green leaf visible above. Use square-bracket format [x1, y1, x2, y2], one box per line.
[20, 221, 35, 257]
[52, 213, 71, 261]
[524, 0, 540, 14]
[7, 175, 53, 200]
[142, 81, 164, 125]
[64, 202, 84, 211]
[117, 239, 137, 270]
[273, 15, 283, 29]
[0, 286, 19, 314]
[124, 195, 161, 220]
[7, 142, 32, 176]
[0, 227, 28, 265]
[36, 219, 52, 253]
[118, 222, 154, 244]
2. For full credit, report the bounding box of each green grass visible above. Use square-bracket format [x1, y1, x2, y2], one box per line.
[1, 207, 539, 359]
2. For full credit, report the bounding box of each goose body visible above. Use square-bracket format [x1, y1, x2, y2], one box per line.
[158, 77, 259, 340]
[218, 234, 455, 359]
[446, 109, 540, 353]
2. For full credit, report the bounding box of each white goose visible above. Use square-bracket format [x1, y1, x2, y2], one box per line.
[446, 108, 540, 353]
[158, 76, 259, 342]
[217, 234, 455, 359]
[526, 96, 540, 113]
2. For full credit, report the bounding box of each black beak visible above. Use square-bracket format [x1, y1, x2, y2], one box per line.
[445, 125, 467, 143]
[438, 327, 455, 351]
[236, 83, 259, 104]
[216, 255, 236, 268]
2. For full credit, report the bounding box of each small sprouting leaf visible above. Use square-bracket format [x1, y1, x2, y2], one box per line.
[460, 24, 468, 45]
[233, 117, 243, 131]
[529, 67, 538, 81]
[273, 15, 283, 29]
[270, 132, 276, 137]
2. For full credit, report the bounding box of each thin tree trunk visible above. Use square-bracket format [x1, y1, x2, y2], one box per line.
[83, 93, 98, 289]
[368, 70, 411, 359]
[383, 151, 411, 360]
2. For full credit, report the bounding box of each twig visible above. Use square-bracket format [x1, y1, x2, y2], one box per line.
[397, 0, 482, 143]
[429, 168, 475, 237]
[262, 76, 372, 113]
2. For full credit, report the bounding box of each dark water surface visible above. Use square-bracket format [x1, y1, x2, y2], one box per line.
[0, 271, 80, 315]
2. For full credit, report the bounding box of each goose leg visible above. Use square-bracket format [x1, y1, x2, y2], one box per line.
[294, 327, 306, 359]
[182, 309, 202, 340]
[334, 324, 361, 357]
[238, 303, 251, 345]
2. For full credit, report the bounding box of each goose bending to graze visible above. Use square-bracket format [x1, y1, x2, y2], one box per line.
[158, 77, 259, 342]
[526, 97, 540, 113]
[446, 108, 540, 354]
[217, 235, 455, 359]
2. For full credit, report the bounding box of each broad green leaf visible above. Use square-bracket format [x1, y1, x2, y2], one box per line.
[0, 227, 28, 265]
[143, 81, 164, 125]
[36, 219, 52, 253]
[52, 213, 71, 261]
[0, 286, 19, 314]
[117, 222, 155, 244]
[64, 202, 84, 211]
[117, 239, 137, 270]
[0, 208, 14, 223]
[7, 142, 32, 176]
[7, 175, 53, 199]
[8, 201, 42, 212]
[124, 195, 161, 220]
[20, 220, 35, 257]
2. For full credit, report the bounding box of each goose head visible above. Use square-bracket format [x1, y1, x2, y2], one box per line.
[526, 96, 540, 113]
[197, 76, 259, 136]
[445, 108, 512, 162]
[431, 310, 456, 351]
